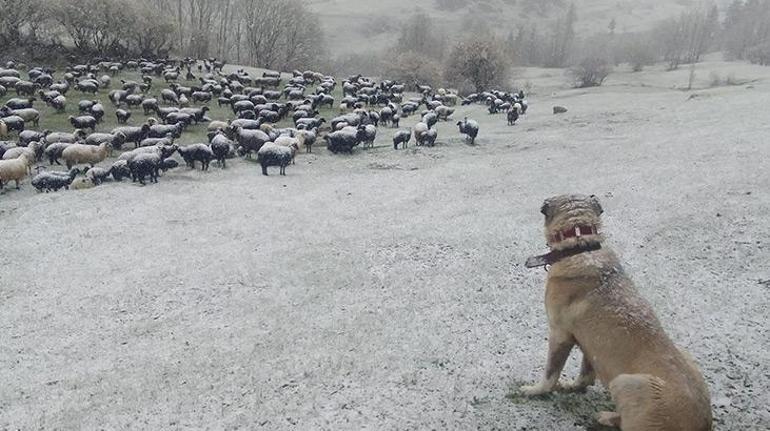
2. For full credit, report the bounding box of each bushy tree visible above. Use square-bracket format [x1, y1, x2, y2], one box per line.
[445, 35, 511, 93]
[386, 51, 443, 89]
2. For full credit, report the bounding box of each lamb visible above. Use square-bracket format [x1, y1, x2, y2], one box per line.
[393, 129, 411, 150]
[456, 118, 479, 144]
[178, 144, 214, 171]
[356, 124, 377, 149]
[61, 142, 111, 169]
[68, 115, 98, 132]
[116, 109, 132, 124]
[31, 168, 81, 192]
[0, 154, 31, 189]
[256, 143, 292, 176]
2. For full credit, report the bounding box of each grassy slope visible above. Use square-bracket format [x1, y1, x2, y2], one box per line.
[1, 65, 347, 155]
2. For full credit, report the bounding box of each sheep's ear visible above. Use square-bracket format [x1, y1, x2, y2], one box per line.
[589, 194, 604, 215]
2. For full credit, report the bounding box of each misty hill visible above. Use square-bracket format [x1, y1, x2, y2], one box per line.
[309, 0, 733, 55]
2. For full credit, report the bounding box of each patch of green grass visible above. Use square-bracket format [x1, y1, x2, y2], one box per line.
[2, 68, 347, 149]
[505, 380, 616, 430]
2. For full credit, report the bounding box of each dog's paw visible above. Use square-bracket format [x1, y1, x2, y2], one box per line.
[520, 383, 552, 397]
[560, 380, 591, 393]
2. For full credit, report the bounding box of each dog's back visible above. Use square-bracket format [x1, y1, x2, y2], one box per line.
[547, 247, 713, 430]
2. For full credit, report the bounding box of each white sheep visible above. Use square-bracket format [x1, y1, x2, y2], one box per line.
[2, 145, 38, 173]
[0, 154, 31, 189]
[61, 142, 111, 169]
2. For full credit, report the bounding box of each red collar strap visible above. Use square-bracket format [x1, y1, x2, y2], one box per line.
[550, 225, 598, 243]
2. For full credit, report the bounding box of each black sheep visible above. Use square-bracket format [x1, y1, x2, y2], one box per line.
[178, 144, 214, 171]
[128, 153, 161, 185]
[69, 115, 97, 131]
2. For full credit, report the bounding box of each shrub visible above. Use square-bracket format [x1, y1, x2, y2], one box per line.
[569, 57, 612, 88]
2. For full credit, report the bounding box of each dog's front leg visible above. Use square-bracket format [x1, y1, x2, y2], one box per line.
[562, 352, 596, 392]
[522, 327, 575, 396]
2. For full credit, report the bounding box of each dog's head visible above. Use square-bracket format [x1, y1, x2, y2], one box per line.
[541, 194, 604, 251]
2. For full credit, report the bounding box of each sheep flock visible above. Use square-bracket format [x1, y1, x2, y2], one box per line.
[0, 57, 529, 191]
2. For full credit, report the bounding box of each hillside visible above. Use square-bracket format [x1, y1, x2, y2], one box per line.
[1, 58, 768, 429]
[309, 0, 733, 55]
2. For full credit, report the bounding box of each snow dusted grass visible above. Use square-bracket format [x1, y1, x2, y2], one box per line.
[1, 61, 769, 429]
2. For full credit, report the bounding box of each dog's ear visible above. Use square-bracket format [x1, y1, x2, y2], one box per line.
[540, 199, 551, 217]
[589, 194, 604, 215]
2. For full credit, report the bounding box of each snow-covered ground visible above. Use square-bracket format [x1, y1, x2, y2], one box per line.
[1, 61, 769, 429]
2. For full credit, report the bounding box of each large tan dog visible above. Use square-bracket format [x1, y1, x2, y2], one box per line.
[521, 194, 712, 430]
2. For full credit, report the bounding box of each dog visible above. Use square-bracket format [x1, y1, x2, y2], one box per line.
[521, 194, 712, 431]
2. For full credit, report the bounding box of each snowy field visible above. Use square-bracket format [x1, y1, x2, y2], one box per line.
[1, 61, 769, 429]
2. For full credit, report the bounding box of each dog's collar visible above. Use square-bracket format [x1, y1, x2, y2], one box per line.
[549, 225, 598, 243]
[525, 242, 602, 269]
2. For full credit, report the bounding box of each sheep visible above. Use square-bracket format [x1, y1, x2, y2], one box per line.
[44, 143, 72, 165]
[69, 115, 98, 132]
[419, 129, 438, 147]
[61, 142, 111, 169]
[148, 123, 183, 139]
[210, 133, 233, 168]
[0, 154, 31, 189]
[435, 105, 455, 121]
[31, 168, 81, 192]
[256, 143, 292, 176]
[85, 167, 111, 185]
[507, 106, 520, 125]
[0, 120, 7, 138]
[116, 109, 132, 124]
[413, 122, 429, 146]
[47, 95, 67, 112]
[233, 127, 270, 158]
[274, 135, 300, 164]
[2, 108, 39, 127]
[3, 97, 35, 109]
[19, 130, 49, 146]
[207, 120, 229, 133]
[2, 146, 37, 173]
[177, 144, 214, 171]
[128, 153, 161, 185]
[142, 98, 159, 115]
[110, 160, 131, 181]
[456, 118, 479, 144]
[112, 125, 151, 148]
[297, 129, 317, 153]
[422, 112, 438, 129]
[160, 158, 179, 171]
[393, 129, 411, 150]
[45, 130, 86, 144]
[85, 132, 126, 151]
[118, 144, 178, 162]
[324, 128, 359, 154]
[356, 124, 377, 149]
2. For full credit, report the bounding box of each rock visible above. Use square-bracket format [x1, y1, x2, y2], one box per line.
[553, 106, 568, 114]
